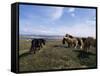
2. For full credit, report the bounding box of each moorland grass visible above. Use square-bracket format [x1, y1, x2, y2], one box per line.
[19, 39, 97, 72]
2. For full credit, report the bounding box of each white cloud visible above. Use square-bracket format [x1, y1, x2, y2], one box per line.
[50, 7, 64, 21]
[68, 8, 75, 13]
[67, 8, 76, 17]
[56, 23, 96, 37]
[21, 21, 96, 37]
[25, 7, 64, 21]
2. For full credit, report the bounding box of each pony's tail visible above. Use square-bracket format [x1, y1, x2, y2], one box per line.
[62, 38, 65, 44]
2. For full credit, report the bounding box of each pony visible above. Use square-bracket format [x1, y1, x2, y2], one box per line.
[39, 39, 46, 48]
[29, 38, 46, 54]
[83, 37, 96, 52]
[63, 34, 96, 53]
[62, 37, 78, 48]
[63, 34, 84, 49]
[62, 37, 73, 47]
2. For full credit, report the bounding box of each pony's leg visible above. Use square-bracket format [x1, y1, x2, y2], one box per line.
[75, 41, 78, 48]
[75, 45, 77, 48]
[80, 40, 83, 49]
[33, 46, 37, 54]
[72, 43, 74, 48]
[74, 42, 77, 48]
[84, 46, 88, 53]
[40, 43, 42, 48]
[33, 46, 36, 54]
[80, 45, 83, 49]
[38, 46, 40, 50]
[80, 42, 84, 49]
[34, 50, 36, 54]
[68, 44, 70, 47]
[69, 43, 71, 48]
[87, 47, 90, 53]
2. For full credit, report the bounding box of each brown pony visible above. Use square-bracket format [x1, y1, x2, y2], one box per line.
[29, 38, 46, 54]
[83, 37, 96, 52]
[63, 34, 84, 49]
[62, 37, 78, 48]
[63, 34, 96, 52]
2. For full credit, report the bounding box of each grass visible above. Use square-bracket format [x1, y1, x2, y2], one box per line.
[19, 39, 97, 72]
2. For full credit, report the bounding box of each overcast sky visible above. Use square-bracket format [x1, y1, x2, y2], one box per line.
[19, 4, 96, 37]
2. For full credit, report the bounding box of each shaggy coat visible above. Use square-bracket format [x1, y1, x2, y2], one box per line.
[63, 34, 96, 52]
[83, 37, 96, 52]
[30, 39, 46, 54]
[62, 37, 78, 48]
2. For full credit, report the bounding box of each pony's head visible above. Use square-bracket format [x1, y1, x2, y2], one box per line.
[62, 38, 66, 44]
[65, 34, 74, 38]
[62, 37, 71, 44]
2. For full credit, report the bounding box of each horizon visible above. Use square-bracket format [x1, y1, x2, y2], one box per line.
[20, 34, 96, 38]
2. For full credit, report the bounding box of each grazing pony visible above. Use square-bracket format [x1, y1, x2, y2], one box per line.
[62, 37, 78, 48]
[39, 39, 46, 48]
[29, 39, 46, 54]
[62, 37, 72, 47]
[63, 34, 96, 53]
[83, 37, 96, 52]
[63, 34, 84, 49]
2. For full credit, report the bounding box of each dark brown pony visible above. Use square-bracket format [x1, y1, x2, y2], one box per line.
[29, 39, 46, 54]
[39, 39, 46, 48]
[83, 37, 96, 52]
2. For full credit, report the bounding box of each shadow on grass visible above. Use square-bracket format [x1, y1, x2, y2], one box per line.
[19, 52, 31, 58]
[73, 49, 96, 67]
[73, 49, 95, 59]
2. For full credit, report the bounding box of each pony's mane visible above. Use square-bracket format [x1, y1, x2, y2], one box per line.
[65, 34, 74, 38]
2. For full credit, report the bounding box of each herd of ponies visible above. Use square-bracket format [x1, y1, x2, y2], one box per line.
[62, 34, 96, 52]
[29, 34, 96, 54]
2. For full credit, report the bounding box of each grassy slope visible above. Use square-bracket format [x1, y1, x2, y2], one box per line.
[19, 40, 96, 72]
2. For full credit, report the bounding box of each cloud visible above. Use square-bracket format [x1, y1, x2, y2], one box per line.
[50, 7, 64, 21]
[20, 6, 96, 37]
[20, 23, 96, 38]
[20, 20, 96, 37]
[68, 8, 76, 17]
[68, 8, 75, 13]
[23, 7, 64, 22]
[56, 23, 96, 37]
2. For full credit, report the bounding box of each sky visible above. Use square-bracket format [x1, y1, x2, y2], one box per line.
[19, 4, 96, 37]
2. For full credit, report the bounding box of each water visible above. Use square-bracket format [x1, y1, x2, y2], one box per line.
[20, 35, 63, 40]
